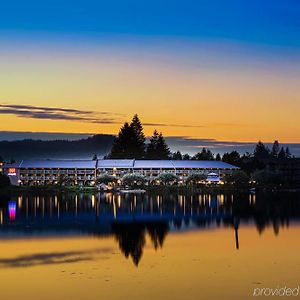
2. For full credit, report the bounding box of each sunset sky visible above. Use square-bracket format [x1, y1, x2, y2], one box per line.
[0, 0, 299, 145]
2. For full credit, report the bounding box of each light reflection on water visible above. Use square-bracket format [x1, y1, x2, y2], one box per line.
[0, 191, 300, 300]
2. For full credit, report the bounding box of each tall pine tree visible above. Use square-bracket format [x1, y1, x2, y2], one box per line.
[109, 122, 136, 158]
[130, 114, 146, 159]
[146, 130, 170, 159]
[108, 114, 146, 159]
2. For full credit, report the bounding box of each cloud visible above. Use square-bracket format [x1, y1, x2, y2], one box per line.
[0, 104, 124, 124]
[0, 248, 112, 268]
[143, 122, 204, 128]
[0, 104, 205, 128]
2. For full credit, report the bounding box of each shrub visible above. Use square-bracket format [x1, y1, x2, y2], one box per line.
[96, 173, 117, 185]
[186, 173, 206, 185]
[225, 170, 250, 185]
[251, 170, 282, 185]
[156, 172, 178, 185]
[122, 173, 146, 186]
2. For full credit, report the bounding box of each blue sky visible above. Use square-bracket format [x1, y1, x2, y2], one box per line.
[0, 0, 300, 155]
[1, 0, 299, 47]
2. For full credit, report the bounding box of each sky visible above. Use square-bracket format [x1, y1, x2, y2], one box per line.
[0, 0, 300, 152]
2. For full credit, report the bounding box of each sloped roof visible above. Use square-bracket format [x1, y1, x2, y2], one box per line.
[97, 159, 134, 168]
[133, 160, 175, 169]
[4, 159, 239, 170]
[171, 160, 238, 169]
[18, 160, 96, 169]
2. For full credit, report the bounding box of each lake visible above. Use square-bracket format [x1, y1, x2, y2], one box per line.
[0, 191, 300, 300]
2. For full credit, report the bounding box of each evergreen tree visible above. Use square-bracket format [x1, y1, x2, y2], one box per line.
[215, 153, 221, 161]
[130, 114, 146, 158]
[278, 147, 286, 159]
[182, 153, 191, 160]
[146, 130, 170, 159]
[254, 141, 270, 159]
[271, 140, 280, 158]
[156, 133, 171, 159]
[285, 147, 291, 158]
[109, 122, 136, 158]
[222, 151, 240, 165]
[172, 151, 183, 160]
[193, 148, 214, 160]
[146, 130, 159, 159]
[108, 114, 146, 159]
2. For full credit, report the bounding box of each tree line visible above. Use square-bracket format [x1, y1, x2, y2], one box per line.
[108, 114, 171, 159]
[107, 114, 294, 164]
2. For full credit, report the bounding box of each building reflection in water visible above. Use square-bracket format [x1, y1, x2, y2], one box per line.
[0, 191, 300, 265]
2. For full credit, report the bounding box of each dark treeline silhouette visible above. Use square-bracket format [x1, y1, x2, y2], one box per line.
[108, 114, 171, 159]
[106, 116, 300, 185]
[0, 134, 114, 160]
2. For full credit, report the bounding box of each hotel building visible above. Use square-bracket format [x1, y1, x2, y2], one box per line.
[4, 159, 239, 186]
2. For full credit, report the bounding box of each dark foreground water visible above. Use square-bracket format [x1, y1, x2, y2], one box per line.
[0, 191, 300, 300]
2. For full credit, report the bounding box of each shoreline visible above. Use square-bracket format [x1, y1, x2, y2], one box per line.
[1, 184, 300, 196]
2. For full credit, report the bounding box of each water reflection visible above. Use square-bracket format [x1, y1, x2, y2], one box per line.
[0, 192, 300, 265]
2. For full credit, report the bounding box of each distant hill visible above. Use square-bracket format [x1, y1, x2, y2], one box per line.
[0, 134, 115, 161]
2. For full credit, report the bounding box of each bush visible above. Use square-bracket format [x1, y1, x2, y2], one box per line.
[225, 170, 250, 185]
[186, 173, 206, 185]
[251, 170, 282, 185]
[122, 173, 146, 186]
[0, 173, 11, 188]
[157, 172, 178, 185]
[96, 174, 117, 185]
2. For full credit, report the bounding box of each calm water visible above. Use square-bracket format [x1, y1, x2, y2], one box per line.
[0, 191, 300, 300]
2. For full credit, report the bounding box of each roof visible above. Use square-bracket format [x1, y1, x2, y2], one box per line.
[97, 159, 134, 168]
[4, 159, 239, 170]
[133, 160, 175, 169]
[11, 160, 96, 169]
[171, 160, 238, 169]
[133, 160, 238, 169]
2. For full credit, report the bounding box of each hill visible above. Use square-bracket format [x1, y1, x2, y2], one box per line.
[0, 134, 115, 160]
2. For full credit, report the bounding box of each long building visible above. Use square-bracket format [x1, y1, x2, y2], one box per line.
[4, 159, 239, 186]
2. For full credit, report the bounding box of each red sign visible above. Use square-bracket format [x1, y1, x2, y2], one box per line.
[8, 168, 16, 175]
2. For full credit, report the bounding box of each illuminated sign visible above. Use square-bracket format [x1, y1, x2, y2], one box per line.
[8, 168, 16, 176]
[8, 201, 16, 221]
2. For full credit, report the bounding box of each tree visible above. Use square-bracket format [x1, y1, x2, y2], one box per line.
[285, 147, 291, 158]
[172, 151, 182, 160]
[0, 174, 10, 188]
[193, 148, 214, 160]
[92, 154, 98, 160]
[222, 151, 240, 165]
[130, 114, 146, 158]
[278, 147, 286, 159]
[146, 130, 170, 159]
[182, 153, 191, 160]
[109, 122, 136, 158]
[96, 174, 117, 185]
[254, 141, 270, 159]
[157, 172, 178, 185]
[186, 173, 206, 185]
[108, 114, 146, 159]
[122, 173, 146, 186]
[271, 140, 280, 158]
[156, 133, 171, 159]
[215, 153, 221, 161]
[251, 170, 282, 185]
[225, 170, 249, 185]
